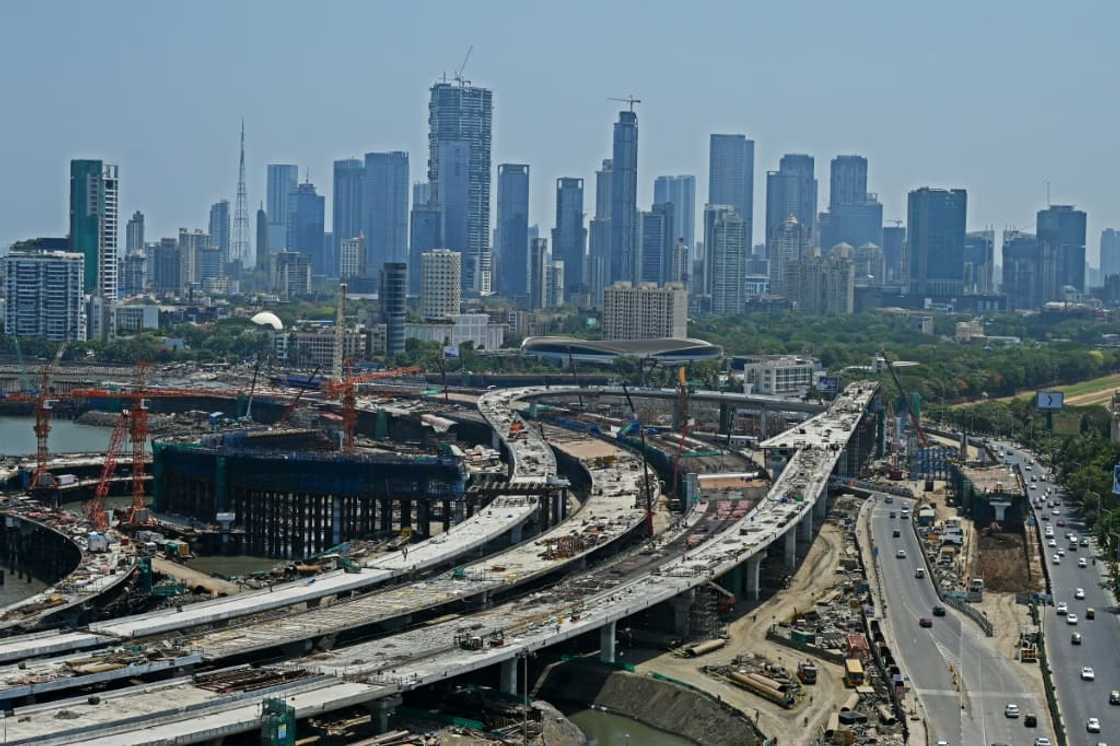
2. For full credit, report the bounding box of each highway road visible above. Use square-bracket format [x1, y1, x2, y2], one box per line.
[871, 496, 1053, 746]
[998, 441, 1120, 745]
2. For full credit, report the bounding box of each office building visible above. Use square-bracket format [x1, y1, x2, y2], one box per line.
[609, 109, 639, 283]
[741, 355, 820, 396]
[639, 203, 674, 284]
[784, 255, 854, 315]
[428, 81, 493, 293]
[69, 160, 118, 340]
[1037, 204, 1087, 294]
[852, 243, 885, 285]
[529, 238, 549, 311]
[331, 158, 365, 277]
[125, 211, 144, 255]
[963, 229, 995, 294]
[437, 139, 470, 266]
[338, 235, 366, 280]
[255, 204, 269, 269]
[1002, 230, 1041, 309]
[363, 151, 410, 271]
[197, 246, 223, 287]
[768, 215, 807, 296]
[587, 159, 613, 304]
[273, 251, 311, 299]
[907, 187, 967, 296]
[286, 181, 326, 275]
[546, 259, 565, 308]
[765, 154, 817, 255]
[409, 203, 442, 295]
[176, 229, 209, 293]
[4, 247, 86, 341]
[819, 155, 882, 255]
[654, 174, 696, 251]
[882, 224, 907, 283]
[602, 281, 687, 340]
[122, 253, 146, 296]
[266, 164, 299, 254]
[412, 182, 432, 206]
[829, 155, 868, 210]
[420, 249, 461, 320]
[208, 200, 231, 261]
[379, 261, 407, 357]
[406, 313, 504, 351]
[114, 304, 159, 334]
[1102, 229, 1120, 279]
[708, 135, 754, 243]
[704, 205, 748, 315]
[152, 238, 179, 294]
[496, 164, 530, 297]
[552, 177, 586, 299]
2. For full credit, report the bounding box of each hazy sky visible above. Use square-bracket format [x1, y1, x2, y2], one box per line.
[2, 1, 1117, 263]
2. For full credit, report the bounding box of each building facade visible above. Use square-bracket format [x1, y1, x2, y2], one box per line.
[273, 251, 311, 299]
[408, 203, 442, 295]
[708, 135, 754, 246]
[741, 355, 820, 396]
[338, 235, 367, 280]
[654, 174, 696, 252]
[609, 110, 639, 284]
[705, 205, 748, 315]
[907, 187, 967, 297]
[380, 261, 407, 357]
[496, 163, 530, 297]
[1037, 204, 1087, 294]
[208, 200, 231, 262]
[69, 160, 119, 339]
[587, 159, 613, 304]
[963, 229, 995, 295]
[266, 164, 298, 256]
[552, 177, 586, 299]
[287, 181, 326, 275]
[768, 215, 807, 297]
[602, 281, 687, 340]
[3, 249, 86, 342]
[765, 154, 817, 256]
[420, 249, 461, 320]
[1102, 229, 1120, 280]
[362, 151, 410, 273]
[406, 313, 504, 351]
[639, 203, 674, 285]
[126, 211, 144, 255]
[784, 255, 854, 314]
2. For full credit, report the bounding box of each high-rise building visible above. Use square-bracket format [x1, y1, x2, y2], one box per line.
[409, 203, 442, 295]
[602, 282, 688, 340]
[428, 81, 493, 293]
[587, 159, 613, 304]
[1102, 229, 1120, 279]
[829, 155, 868, 210]
[286, 181, 326, 275]
[412, 182, 432, 206]
[784, 255, 854, 315]
[177, 229, 209, 293]
[882, 224, 907, 284]
[436, 140, 470, 267]
[420, 249, 461, 320]
[496, 164, 530, 297]
[208, 200, 231, 261]
[273, 251, 311, 299]
[765, 154, 817, 256]
[122, 253, 146, 296]
[609, 110, 639, 284]
[153, 238, 179, 295]
[529, 238, 550, 311]
[69, 159, 119, 340]
[639, 203, 674, 284]
[655, 174, 696, 251]
[708, 135, 754, 244]
[963, 229, 995, 294]
[363, 152, 410, 271]
[1037, 204, 1087, 294]
[768, 215, 807, 296]
[197, 246, 223, 287]
[255, 204, 269, 269]
[1002, 230, 1042, 309]
[819, 155, 882, 254]
[907, 187, 967, 297]
[704, 205, 747, 315]
[546, 260, 565, 308]
[125, 211, 144, 255]
[4, 247, 86, 342]
[380, 261, 407, 357]
[552, 177, 586, 299]
[266, 164, 298, 254]
[339, 235, 366, 280]
[332, 158, 365, 276]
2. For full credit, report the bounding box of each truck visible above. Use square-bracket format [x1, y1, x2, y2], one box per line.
[798, 660, 818, 684]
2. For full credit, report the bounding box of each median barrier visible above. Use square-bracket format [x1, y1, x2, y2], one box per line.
[908, 509, 993, 637]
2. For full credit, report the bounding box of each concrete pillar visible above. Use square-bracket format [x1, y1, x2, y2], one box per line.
[511, 523, 523, 545]
[443, 499, 452, 531]
[670, 594, 692, 637]
[760, 409, 769, 438]
[599, 620, 617, 664]
[993, 503, 1008, 522]
[725, 565, 744, 600]
[552, 491, 562, 525]
[798, 511, 813, 541]
[814, 493, 828, 520]
[499, 657, 518, 696]
[379, 499, 392, 532]
[784, 529, 797, 570]
[366, 695, 402, 734]
[745, 556, 761, 600]
[492, 428, 501, 449]
[454, 499, 466, 524]
[399, 499, 412, 529]
[719, 403, 733, 434]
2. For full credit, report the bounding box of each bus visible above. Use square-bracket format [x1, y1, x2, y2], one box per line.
[844, 658, 865, 687]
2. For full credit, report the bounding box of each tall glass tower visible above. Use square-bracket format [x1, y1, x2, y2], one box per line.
[609, 110, 639, 283]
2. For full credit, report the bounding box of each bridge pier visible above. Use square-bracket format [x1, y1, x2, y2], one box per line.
[784, 529, 797, 570]
[718, 403, 733, 434]
[814, 493, 829, 520]
[724, 565, 744, 600]
[670, 592, 693, 637]
[418, 500, 431, 538]
[745, 556, 761, 600]
[366, 695, 403, 734]
[499, 657, 518, 696]
[379, 499, 392, 532]
[399, 499, 412, 530]
[511, 523, 523, 545]
[599, 620, 617, 664]
[798, 512, 813, 541]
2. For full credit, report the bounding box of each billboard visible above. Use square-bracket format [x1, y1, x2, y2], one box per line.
[1036, 391, 1064, 410]
[1113, 464, 1120, 496]
[817, 376, 839, 396]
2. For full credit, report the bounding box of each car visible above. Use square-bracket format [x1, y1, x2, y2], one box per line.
[893, 529, 901, 538]
[1110, 689, 1120, 705]
[919, 617, 933, 628]
[1057, 602, 1069, 615]
[1059, 549, 1066, 557]
[1031, 738, 1049, 746]
[1072, 632, 1083, 644]
[1082, 537, 1090, 547]
[889, 511, 896, 519]
[1057, 519, 1066, 527]
[1048, 538, 1058, 547]
[1083, 666, 1096, 681]
[1053, 554, 1061, 564]
[1088, 717, 1101, 733]
[1005, 703, 1020, 718]
[915, 568, 926, 579]
[1025, 713, 1039, 727]
[933, 605, 946, 616]
[1079, 558, 1089, 568]
[1076, 588, 1086, 599]
[1053, 508, 1061, 515]
[1068, 613, 1079, 624]
[1087, 607, 1096, 619]
[1046, 527, 1055, 536]
[896, 549, 906, 558]
[1042, 514, 1050, 522]
[884, 495, 894, 504]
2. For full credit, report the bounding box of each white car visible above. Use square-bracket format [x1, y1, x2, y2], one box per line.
[1048, 538, 1058, 547]
[1079, 558, 1088, 568]
[1082, 666, 1096, 681]
[1059, 549, 1066, 557]
[1005, 703, 1020, 717]
[1046, 527, 1055, 537]
[1033, 739, 1051, 746]
[1053, 554, 1062, 565]
[1068, 613, 1079, 625]
[1076, 588, 1086, 599]
[1088, 717, 1101, 732]
[1053, 509, 1062, 515]
[896, 549, 906, 559]
[1057, 602, 1069, 615]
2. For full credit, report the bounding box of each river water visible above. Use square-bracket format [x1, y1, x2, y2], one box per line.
[566, 708, 694, 746]
[0, 416, 116, 456]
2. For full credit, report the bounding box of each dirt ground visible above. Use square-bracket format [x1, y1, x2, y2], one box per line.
[152, 557, 240, 595]
[630, 521, 851, 746]
[974, 532, 1037, 593]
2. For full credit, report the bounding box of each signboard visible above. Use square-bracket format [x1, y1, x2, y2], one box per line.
[1113, 464, 1120, 496]
[817, 376, 840, 396]
[1036, 391, 1064, 410]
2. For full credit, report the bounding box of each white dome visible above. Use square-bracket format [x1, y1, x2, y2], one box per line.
[250, 311, 283, 331]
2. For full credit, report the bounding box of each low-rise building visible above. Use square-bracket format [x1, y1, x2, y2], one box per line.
[738, 354, 821, 396]
[114, 304, 160, 333]
[406, 313, 505, 351]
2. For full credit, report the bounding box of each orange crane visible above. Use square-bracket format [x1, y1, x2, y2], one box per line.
[321, 366, 423, 451]
[24, 345, 67, 490]
[87, 411, 129, 531]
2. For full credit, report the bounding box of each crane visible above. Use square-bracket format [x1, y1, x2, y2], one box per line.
[608, 95, 641, 111]
[275, 365, 321, 427]
[880, 349, 928, 448]
[29, 344, 67, 490]
[87, 411, 129, 531]
[322, 366, 423, 451]
[454, 44, 473, 86]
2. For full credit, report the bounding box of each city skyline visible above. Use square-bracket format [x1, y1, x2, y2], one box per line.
[2, 2, 1116, 265]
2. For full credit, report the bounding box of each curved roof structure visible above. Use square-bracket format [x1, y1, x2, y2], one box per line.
[250, 311, 284, 331]
[521, 336, 722, 365]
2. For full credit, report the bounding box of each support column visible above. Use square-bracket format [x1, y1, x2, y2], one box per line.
[379, 499, 392, 532]
[511, 523, 523, 545]
[599, 620, 617, 664]
[417, 500, 431, 538]
[499, 657, 518, 696]
[399, 499, 412, 530]
[798, 511, 813, 541]
[784, 529, 797, 570]
[759, 409, 769, 438]
[670, 594, 692, 637]
[814, 493, 828, 520]
[724, 565, 744, 600]
[719, 403, 733, 434]
[745, 556, 761, 600]
[442, 499, 452, 532]
[366, 695, 402, 735]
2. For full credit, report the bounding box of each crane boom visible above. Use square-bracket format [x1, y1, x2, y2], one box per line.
[880, 350, 928, 448]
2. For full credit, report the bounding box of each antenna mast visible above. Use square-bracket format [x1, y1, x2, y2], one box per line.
[232, 119, 250, 270]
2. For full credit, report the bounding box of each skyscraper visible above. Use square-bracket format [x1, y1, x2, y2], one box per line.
[380, 262, 407, 358]
[286, 181, 326, 275]
[552, 177, 586, 300]
[4, 247, 86, 342]
[819, 155, 882, 253]
[412, 182, 432, 206]
[209, 200, 231, 261]
[255, 204, 269, 270]
[69, 160, 119, 339]
[639, 203, 674, 284]
[333, 158, 365, 276]
[654, 175, 696, 251]
[1037, 204, 1087, 294]
[963, 229, 995, 294]
[126, 211, 145, 255]
[704, 205, 747, 315]
[765, 154, 817, 256]
[768, 215, 807, 297]
[428, 81, 493, 293]
[1002, 230, 1041, 309]
[409, 203, 442, 295]
[436, 140, 470, 269]
[496, 164, 530, 297]
[338, 235, 366, 280]
[907, 187, 967, 297]
[420, 249, 462, 320]
[609, 109, 639, 284]
[708, 135, 754, 244]
[266, 164, 298, 254]
[829, 155, 868, 210]
[529, 238, 550, 310]
[177, 229, 209, 293]
[1102, 228, 1120, 279]
[363, 152, 410, 272]
[587, 159, 613, 304]
[153, 238, 180, 294]
[882, 224, 907, 284]
[784, 255, 855, 315]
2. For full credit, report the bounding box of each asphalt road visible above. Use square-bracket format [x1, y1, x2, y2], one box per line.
[871, 495, 1053, 746]
[997, 441, 1120, 745]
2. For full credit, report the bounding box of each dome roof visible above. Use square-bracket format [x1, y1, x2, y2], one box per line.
[250, 311, 283, 331]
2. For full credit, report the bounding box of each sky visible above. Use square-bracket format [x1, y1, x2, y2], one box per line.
[1, 0, 1117, 264]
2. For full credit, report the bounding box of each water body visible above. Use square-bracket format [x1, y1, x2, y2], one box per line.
[188, 555, 279, 577]
[0, 573, 47, 608]
[0, 416, 114, 456]
[566, 708, 694, 746]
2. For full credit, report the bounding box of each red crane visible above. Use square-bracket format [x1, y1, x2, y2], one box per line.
[322, 366, 423, 451]
[23, 345, 67, 490]
[87, 411, 129, 531]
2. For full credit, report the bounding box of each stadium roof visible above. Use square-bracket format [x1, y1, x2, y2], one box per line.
[520, 336, 722, 364]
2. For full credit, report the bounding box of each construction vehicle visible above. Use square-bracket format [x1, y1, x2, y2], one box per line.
[455, 633, 485, 651]
[798, 660, 819, 684]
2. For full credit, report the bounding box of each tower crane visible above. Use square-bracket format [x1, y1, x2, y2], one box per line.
[608, 95, 641, 111]
[322, 366, 423, 451]
[87, 411, 129, 531]
[28, 344, 67, 490]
